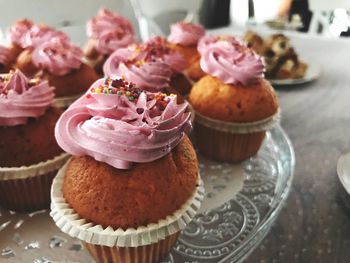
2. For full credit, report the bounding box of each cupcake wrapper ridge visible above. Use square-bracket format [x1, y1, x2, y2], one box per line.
[50, 160, 205, 248]
[0, 153, 70, 211]
[194, 108, 281, 134]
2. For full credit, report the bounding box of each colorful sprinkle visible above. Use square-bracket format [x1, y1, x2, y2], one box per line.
[91, 77, 143, 102]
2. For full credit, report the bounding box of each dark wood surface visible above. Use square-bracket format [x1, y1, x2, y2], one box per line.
[246, 36, 350, 263]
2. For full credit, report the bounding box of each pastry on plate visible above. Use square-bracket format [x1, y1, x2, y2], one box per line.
[14, 24, 69, 76]
[51, 77, 204, 263]
[168, 21, 206, 82]
[142, 36, 191, 95]
[32, 37, 98, 103]
[83, 7, 135, 76]
[0, 70, 68, 211]
[189, 35, 280, 162]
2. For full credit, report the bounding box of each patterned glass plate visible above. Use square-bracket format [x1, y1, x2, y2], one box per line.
[0, 126, 294, 263]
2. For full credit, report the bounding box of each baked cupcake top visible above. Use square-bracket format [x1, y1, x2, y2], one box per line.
[142, 36, 187, 73]
[87, 7, 135, 55]
[7, 19, 34, 47]
[0, 45, 11, 66]
[32, 37, 82, 76]
[0, 70, 55, 126]
[55, 77, 191, 169]
[198, 35, 264, 86]
[168, 21, 205, 46]
[103, 43, 173, 91]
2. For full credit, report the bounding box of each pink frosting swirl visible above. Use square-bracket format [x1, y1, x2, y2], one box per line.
[199, 35, 264, 86]
[168, 22, 205, 46]
[87, 7, 135, 55]
[55, 77, 191, 169]
[143, 37, 187, 73]
[0, 46, 11, 66]
[103, 44, 173, 91]
[32, 37, 82, 76]
[0, 70, 55, 126]
[22, 25, 69, 49]
[197, 35, 243, 54]
[7, 19, 34, 47]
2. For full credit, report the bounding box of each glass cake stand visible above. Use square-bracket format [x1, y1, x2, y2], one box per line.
[0, 125, 295, 263]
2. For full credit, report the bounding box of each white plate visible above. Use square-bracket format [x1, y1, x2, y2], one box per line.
[337, 152, 350, 195]
[268, 62, 321, 86]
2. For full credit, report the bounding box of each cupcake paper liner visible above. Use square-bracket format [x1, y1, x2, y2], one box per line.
[52, 94, 82, 108]
[0, 153, 70, 180]
[195, 122, 266, 162]
[50, 161, 205, 248]
[84, 232, 180, 263]
[186, 103, 195, 123]
[0, 153, 70, 211]
[194, 108, 281, 134]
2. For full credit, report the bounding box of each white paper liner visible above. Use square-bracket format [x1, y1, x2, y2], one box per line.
[194, 108, 281, 134]
[50, 161, 205, 248]
[0, 153, 70, 181]
[52, 94, 82, 108]
[186, 103, 195, 124]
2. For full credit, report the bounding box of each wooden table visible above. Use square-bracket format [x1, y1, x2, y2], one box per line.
[245, 36, 350, 263]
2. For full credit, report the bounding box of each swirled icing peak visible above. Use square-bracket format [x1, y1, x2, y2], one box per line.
[168, 21, 205, 46]
[32, 37, 82, 76]
[21, 24, 69, 49]
[87, 7, 135, 54]
[0, 70, 55, 126]
[197, 35, 243, 54]
[199, 35, 264, 86]
[0, 45, 11, 66]
[8, 19, 34, 47]
[142, 37, 187, 72]
[55, 77, 191, 169]
[103, 44, 173, 91]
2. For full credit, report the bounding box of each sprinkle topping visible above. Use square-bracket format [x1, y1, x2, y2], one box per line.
[91, 77, 142, 102]
[90, 77, 175, 109]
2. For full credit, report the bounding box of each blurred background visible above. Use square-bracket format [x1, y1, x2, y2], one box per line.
[1, 0, 350, 44]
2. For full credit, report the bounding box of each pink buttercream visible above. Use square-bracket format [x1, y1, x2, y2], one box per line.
[143, 37, 187, 72]
[55, 77, 192, 169]
[87, 7, 135, 54]
[103, 44, 173, 91]
[197, 35, 243, 54]
[22, 25, 69, 49]
[0, 46, 11, 66]
[199, 35, 264, 86]
[168, 22, 205, 46]
[0, 70, 55, 126]
[32, 37, 82, 76]
[7, 19, 34, 47]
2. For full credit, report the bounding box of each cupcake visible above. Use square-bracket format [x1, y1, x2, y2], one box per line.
[0, 45, 13, 73]
[140, 36, 191, 96]
[7, 19, 34, 60]
[14, 24, 69, 77]
[189, 35, 280, 162]
[51, 77, 204, 263]
[168, 21, 206, 82]
[83, 7, 135, 76]
[103, 42, 183, 99]
[31, 37, 98, 107]
[0, 70, 69, 211]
